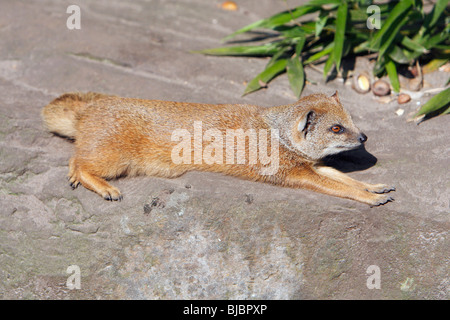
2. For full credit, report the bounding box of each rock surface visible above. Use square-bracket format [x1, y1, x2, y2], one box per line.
[0, 0, 448, 299]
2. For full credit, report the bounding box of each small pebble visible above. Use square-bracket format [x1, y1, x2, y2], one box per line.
[143, 204, 152, 214]
[373, 79, 390, 96]
[245, 194, 254, 204]
[221, 1, 238, 11]
[397, 93, 411, 104]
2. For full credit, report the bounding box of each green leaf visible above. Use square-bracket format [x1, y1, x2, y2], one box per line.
[243, 59, 287, 96]
[400, 36, 428, 54]
[353, 40, 370, 54]
[423, 58, 448, 73]
[323, 49, 335, 79]
[275, 25, 310, 38]
[303, 43, 333, 64]
[443, 105, 450, 114]
[434, 44, 450, 51]
[307, 0, 341, 6]
[403, 47, 425, 62]
[295, 36, 306, 56]
[369, 0, 414, 51]
[373, 55, 387, 76]
[349, 8, 369, 22]
[193, 43, 280, 56]
[377, 12, 411, 61]
[415, 87, 450, 117]
[266, 48, 288, 69]
[429, 0, 448, 28]
[388, 45, 411, 64]
[334, 1, 348, 72]
[287, 57, 305, 98]
[223, 5, 318, 41]
[423, 31, 450, 50]
[385, 57, 400, 93]
[315, 12, 329, 37]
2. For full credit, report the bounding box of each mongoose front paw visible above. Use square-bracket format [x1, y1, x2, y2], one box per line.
[102, 187, 123, 201]
[369, 194, 394, 207]
[68, 176, 80, 190]
[367, 184, 396, 194]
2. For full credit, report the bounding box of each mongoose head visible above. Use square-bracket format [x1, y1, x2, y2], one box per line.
[268, 92, 367, 161]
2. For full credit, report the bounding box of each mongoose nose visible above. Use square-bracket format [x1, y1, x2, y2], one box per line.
[359, 133, 368, 143]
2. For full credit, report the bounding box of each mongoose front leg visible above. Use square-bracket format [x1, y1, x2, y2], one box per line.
[68, 157, 122, 201]
[315, 166, 395, 194]
[285, 167, 393, 206]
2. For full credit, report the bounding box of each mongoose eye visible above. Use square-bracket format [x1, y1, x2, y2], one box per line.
[330, 125, 344, 133]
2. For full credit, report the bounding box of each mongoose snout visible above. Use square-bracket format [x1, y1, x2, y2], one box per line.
[358, 133, 368, 143]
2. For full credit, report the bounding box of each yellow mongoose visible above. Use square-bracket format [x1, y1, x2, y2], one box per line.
[42, 92, 395, 206]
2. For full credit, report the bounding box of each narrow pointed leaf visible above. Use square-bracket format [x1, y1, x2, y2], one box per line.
[369, 0, 414, 51]
[423, 58, 448, 73]
[349, 8, 370, 22]
[354, 40, 370, 54]
[315, 12, 328, 37]
[377, 13, 410, 60]
[388, 45, 411, 64]
[323, 49, 335, 79]
[223, 6, 318, 41]
[429, 0, 448, 28]
[194, 43, 279, 56]
[304, 43, 333, 64]
[308, 0, 341, 6]
[385, 57, 400, 93]
[243, 59, 287, 96]
[423, 31, 450, 49]
[295, 36, 306, 56]
[334, 1, 348, 72]
[401, 36, 428, 54]
[266, 49, 287, 69]
[373, 55, 387, 76]
[287, 57, 305, 98]
[415, 87, 450, 117]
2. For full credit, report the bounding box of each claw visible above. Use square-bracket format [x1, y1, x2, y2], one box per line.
[103, 193, 122, 201]
[69, 181, 79, 189]
[368, 184, 396, 194]
[370, 196, 394, 208]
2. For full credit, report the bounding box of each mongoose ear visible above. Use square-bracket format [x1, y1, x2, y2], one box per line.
[331, 91, 340, 103]
[298, 110, 316, 135]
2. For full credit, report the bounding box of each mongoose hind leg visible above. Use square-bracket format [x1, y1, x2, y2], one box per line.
[68, 157, 122, 201]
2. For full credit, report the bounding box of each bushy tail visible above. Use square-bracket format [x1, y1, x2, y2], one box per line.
[41, 92, 109, 139]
